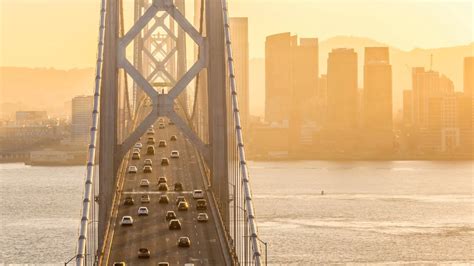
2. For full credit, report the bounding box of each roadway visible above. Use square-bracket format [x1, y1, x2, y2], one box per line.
[107, 118, 226, 265]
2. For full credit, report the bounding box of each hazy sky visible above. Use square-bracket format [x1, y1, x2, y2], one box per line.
[0, 0, 472, 69]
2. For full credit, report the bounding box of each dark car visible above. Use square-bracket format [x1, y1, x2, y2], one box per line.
[158, 183, 169, 191]
[132, 152, 140, 160]
[146, 145, 155, 155]
[113, 263, 126, 266]
[158, 140, 167, 147]
[178, 237, 191, 247]
[158, 176, 167, 184]
[168, 219, 182, 230]
[170, 135, 177, 141]
[165, 211, 177, 221]
[196, 199, 207, 210]
[174, 182, 183, 191]
[147, 137, 155, 144]
[138, 248, 150, 258]
[161, 157, 169, 166]
[159, 195, 169, 204]
[124, 196, 134, 205]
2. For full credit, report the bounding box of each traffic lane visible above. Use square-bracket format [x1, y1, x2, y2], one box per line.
[109, 122, 225, 264]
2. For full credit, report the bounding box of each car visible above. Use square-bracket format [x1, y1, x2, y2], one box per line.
[146, 145, 155, 155]
[143, 165, 152, 173]
[170, 150, 180, 158]
[132, 152, 140, 160]
[166, 211, 177, 221]
[138, 248, 150, 258]
[161, 157, 170, 166]
[178, 237, 191, 247]
[168, 119, 174, 125]
[178, 201, 189, 211]
[147, 137, 155, 144]
[170, 135, 177, 141]
[124, 196, 134, 205]
[147, 128, 155, 135]
[158, 262, 169, 266]
[144, 159, 152, 166]
[158, 176, 168, 184]
[159, 123, 165, 129]
[133, 148, 141, 154]
[175, 196, 186, 205]
[140, 194, 150, 203]
[158, 118, 164, 123]
[193, 189, 204, 199]
[159, 195, 170, 204]
[158, 183, 169, 191]
[197, 213, 209, 223]
[134, 143, 143, 149]
[158, 140, 167, 147]
[140, 179, 150, 187]
[174, 182, 183, 191]
[196, 199, 207, 210]
[128, 166, 137, 173]
[121, 216, 133, 226]
[138, 206, 149, 216]
[113, 262, 126, 266]
[168, 219, 182, 230]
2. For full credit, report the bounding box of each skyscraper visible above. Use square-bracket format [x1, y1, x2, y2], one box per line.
[363, 47, 392, 131]
[291, 38, 319, 123]
[412, 68, 453, 128]
[265, 33, 295, 124]
[229, 17, 249, 130]
[72, 95, 93, 143]
[403, 90, 413, 126]
[464, 57, 474, 97]
[326, 48, 358, 130]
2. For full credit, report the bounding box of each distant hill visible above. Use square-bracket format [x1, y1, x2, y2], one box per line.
[0, 67, 94, 119]
[249, 36, 474, 116]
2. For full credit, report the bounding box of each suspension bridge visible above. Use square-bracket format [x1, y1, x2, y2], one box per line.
[72, 0, 264, 265]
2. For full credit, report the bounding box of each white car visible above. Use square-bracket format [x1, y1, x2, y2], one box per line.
[170, 150, 180, 158]
[192, 190, 204, 199]
[197, 213, 209, 222]
[121, 216, 133, 226]
[140, 179, 150, 187]
[138, 206, 149, 216]
[128, 166, 138, 173]
[134, 143, 143, 149]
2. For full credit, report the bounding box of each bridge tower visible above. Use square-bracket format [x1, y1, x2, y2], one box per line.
[97, 0, 229, 255]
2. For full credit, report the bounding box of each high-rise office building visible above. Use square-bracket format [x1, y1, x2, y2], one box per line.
[363, 47, 392, 131]
[326, 48, 358, 130]
[230, 17, 249, 130]
[464, 57, 474, 97]
[265, 33, 318, 124]
[403, 90, 413, 126]
[72, 95, 93, 143]
[292, 38, 319, 123]
[315, 75, 327, 127]
[265, 33, 295, 124]
[412, 68, 445, 127]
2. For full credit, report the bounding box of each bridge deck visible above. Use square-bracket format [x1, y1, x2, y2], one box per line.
[106, 119, 226, 265]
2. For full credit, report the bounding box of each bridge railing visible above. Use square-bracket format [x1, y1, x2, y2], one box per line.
[221, 0, 264, 264]
[74, 0, 107, 265]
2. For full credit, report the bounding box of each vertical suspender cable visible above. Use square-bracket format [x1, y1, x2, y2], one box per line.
[221, 1, 262, 265]
[75, 0, 107, 265]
